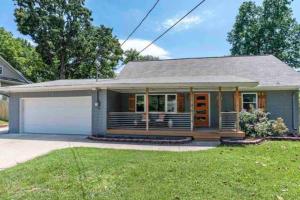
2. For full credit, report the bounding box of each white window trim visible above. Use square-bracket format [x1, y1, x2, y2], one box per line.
[135, 94, 177, 113]
[241, 92, 258, 110]
[0, 66, 3, 75]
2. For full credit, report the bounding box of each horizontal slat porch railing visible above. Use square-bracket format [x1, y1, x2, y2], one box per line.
[149, 113, 191, 130]
[220, 112, 238, 130]
[108, 112, 146, 130]
[108, 112, 191, 130]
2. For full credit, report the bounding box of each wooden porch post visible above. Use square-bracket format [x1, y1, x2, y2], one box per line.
[235, 87, 240, 132]
[145, 88, 149, 131]
[218, 87, 222, 131]
[190, 87, 194, 132]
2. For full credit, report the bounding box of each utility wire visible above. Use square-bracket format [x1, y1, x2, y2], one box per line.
[121, 0, 160, 47]
[138, 0, 207, 54]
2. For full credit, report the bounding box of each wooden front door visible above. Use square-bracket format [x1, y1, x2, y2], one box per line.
[194, 93, 209, 127]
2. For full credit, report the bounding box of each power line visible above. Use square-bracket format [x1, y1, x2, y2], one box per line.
[138, 0, 207, 55]
[121, 0, 160, 47]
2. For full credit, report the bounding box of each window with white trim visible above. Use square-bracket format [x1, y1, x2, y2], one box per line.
[167, 95, 176, 112]
[242, 93, 257, 111]
[135, 94, 177, 113]
[0, 66, 3, 75]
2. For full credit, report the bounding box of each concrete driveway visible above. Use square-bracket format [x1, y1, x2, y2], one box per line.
[0, 132, 218, 170]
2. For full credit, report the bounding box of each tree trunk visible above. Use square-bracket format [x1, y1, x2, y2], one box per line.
[59, 54, 66, 79]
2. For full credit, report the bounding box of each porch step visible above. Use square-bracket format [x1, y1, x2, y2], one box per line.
[88, 135, 193, 144]
[193, 133, 220, 141]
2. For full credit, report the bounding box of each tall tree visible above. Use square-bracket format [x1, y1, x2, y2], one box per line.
[227, 2, 262, 55]
[228, 0, 300, 68]
[123, 49, 159, 64]
[14, 0, 123, 80]
[0, 27, 46, 82]
[71, 25, 123, 79]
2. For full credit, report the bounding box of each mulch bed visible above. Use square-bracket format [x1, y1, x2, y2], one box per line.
[0, 125, 8, 128]
[222, 134, 300, 145]
[88, 135, 193, 144]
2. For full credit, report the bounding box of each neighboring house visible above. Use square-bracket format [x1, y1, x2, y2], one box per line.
[1, 55, 299, 140]
[0, 56, 30, 120]
[0, 56, 30, 87]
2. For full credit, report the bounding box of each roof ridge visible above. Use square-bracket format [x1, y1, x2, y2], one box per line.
[128, 54, 273, 63]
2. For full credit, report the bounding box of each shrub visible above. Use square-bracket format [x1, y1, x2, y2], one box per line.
[239, 109, 288, 137]
[240, 109, 271, 137]
[271, 117, 288, 136]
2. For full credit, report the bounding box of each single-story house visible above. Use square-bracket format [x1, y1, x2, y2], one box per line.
[1, 55, 299, 140]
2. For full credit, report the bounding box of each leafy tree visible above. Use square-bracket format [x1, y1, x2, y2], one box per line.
[227, 2, 262, 55]
[70, 26, 123, 79]
[228, 0, 300, 68]
[0, 27, 46, 82]
[123, 49, 159, 64]
[14, 0, 123, 79]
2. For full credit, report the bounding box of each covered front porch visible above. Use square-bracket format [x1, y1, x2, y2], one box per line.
[106, 85, 246, 140]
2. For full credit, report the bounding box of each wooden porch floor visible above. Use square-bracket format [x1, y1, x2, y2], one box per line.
[107, 129, 245, 141]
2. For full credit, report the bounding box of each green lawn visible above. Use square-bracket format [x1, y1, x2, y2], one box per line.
[0, 142, 300, 200]
[0, 120, 8, 126]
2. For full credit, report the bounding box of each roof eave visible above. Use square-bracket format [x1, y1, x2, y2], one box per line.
[0, 81, 259, 93]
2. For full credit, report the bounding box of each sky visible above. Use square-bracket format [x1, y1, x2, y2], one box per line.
[0, 0, 299, 60]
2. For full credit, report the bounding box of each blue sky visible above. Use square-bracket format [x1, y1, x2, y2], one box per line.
[0, 0, 299, 59]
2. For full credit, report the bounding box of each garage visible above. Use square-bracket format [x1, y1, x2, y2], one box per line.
[20, 96, 92, 135]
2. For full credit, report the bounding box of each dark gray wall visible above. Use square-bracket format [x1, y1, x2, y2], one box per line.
[107, 90, 121, 112]
[9, 89, 108, 135]
[266, 90, 299, 132]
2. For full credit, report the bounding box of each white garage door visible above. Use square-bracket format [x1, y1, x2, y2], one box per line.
[21, 96, 92, 135]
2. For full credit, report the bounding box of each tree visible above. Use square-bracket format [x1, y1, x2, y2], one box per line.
[123, 49, 159, 64]
[0, 27, 46, 82]
[228, 0, 300, 68]
[227, 2, 262, 55]
[14, 0, 123, 80]
[70, 25, 123, 79]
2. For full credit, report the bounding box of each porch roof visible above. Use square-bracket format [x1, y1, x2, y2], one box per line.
[0, 75, 258, 93]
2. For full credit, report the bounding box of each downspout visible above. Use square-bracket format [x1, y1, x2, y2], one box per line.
[292, 92, 297, 131]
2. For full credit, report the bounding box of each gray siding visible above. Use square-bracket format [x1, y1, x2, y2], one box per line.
[266, 91, 299, 132]
[107, 90, 121, 112]
[9, 90, 108, 135]
[0, 59, 26, 83]
[210, 92, 219, 128]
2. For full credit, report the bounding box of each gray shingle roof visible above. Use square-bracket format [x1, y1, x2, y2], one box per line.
[2, 55, 300, 92]
[118, 55, 300, 87]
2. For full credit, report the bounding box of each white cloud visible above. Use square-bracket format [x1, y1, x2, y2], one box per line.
[159, 10, 214, 32]
[162, 15, 203, 31]
[120, 38, 170, 59]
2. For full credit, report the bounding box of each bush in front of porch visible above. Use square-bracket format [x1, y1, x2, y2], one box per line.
[240, 109, 288, 137]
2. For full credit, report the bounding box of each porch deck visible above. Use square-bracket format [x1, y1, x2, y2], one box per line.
[107, 128, 245, 141]
[107, 111, 245, 141]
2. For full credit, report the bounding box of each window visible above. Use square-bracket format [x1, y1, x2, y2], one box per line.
[149, 95, 165, 112]
[135, 94, 177, 113]
[242, 93, 257, 111]
[136, 95, 145, 112]
[0, 66, 3, 75]
[167, 95, 176, 112]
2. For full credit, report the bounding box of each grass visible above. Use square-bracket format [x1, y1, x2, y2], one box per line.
[0, 120, 8, 126]
[0, 142, 300, 200]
